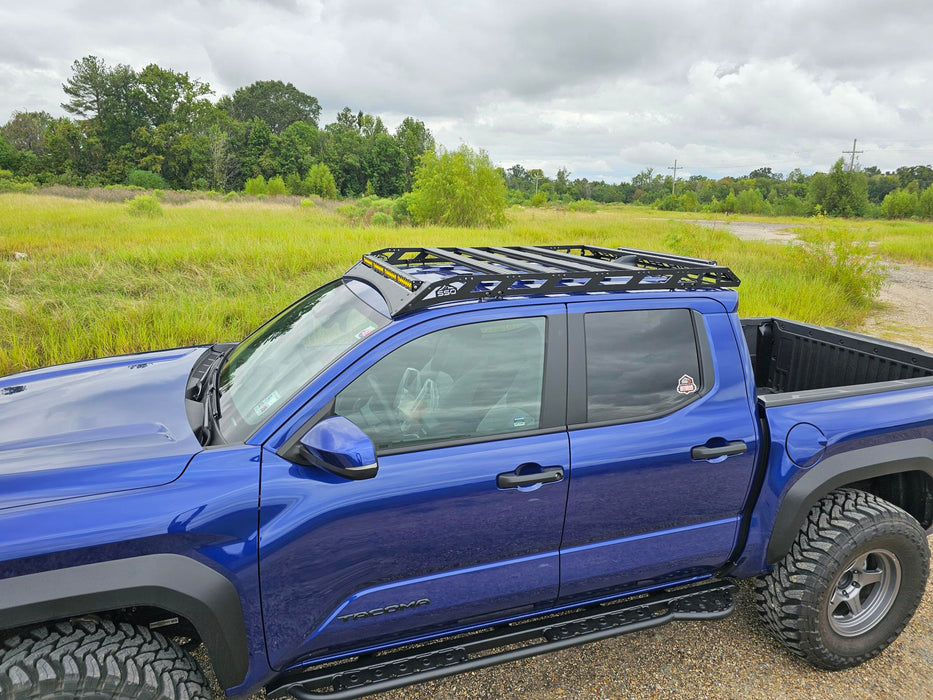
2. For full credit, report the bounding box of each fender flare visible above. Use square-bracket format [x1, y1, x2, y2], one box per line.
[766, 437, 933, 564]
[0, 553, 248, 689]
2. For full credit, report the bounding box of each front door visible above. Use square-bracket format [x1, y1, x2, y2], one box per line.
[259, 306, 569, 668]
[559, 299, 759, 602]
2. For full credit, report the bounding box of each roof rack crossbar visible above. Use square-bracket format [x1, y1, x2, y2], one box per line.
[522, 245, 643, 272]
[422, 247, 508, 274]
[349, 245, 740, 317]
[458, 247, 560, 273]
[487, 246, 609, 272]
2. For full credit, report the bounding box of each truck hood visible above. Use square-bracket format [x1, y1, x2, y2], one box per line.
[0, 347, 207, 510]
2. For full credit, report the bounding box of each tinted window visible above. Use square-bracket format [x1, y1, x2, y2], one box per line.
[336, 318, 547, 451]
[585, 309, 702, 423]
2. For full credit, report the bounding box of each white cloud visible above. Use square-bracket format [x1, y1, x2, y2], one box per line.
[2, 0, 933, 179]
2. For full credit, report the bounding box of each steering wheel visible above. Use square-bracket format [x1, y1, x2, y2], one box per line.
[365, 374, 394, 416]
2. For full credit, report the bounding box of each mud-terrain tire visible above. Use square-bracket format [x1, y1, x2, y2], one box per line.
[0, 617, 210, 699]
[755, 488, 929, 669]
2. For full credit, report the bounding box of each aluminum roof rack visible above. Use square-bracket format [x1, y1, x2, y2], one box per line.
[344, 244, 741, 317]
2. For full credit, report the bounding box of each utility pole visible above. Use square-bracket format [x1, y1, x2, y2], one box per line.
[668, 159, 680, 195]
[843, 139, 864, 172]
[531, 173, 544, 195]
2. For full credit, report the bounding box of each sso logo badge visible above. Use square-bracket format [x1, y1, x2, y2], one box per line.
[436, 284, 458, 298]
[677, 374, 697, 395]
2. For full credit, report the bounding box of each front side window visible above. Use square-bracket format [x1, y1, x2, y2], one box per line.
[217, 282, 389, 443]
[584, 309, 703, 423]
[336, 317, 547, 451]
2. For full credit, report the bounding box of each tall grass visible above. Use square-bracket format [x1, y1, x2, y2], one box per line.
[0, 194, 901, 376]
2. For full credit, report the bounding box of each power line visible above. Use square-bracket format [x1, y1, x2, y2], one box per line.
[843, 138, 864, 172]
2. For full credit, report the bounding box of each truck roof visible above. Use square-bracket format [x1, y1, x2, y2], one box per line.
[344, 245, 741, 317]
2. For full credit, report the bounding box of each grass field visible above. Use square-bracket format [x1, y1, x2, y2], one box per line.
[1, 193, 930, 376]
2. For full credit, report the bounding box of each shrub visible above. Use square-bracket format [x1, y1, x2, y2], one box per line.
[796, 228, 885, 307]
[266, 175, 288, 196]
[223, 191, 240, 202]
[370, 212, 394, 227]
[126, 194, 164, 218]
[409, 145, 506, 227]
[881, 189, 919, 219]
[126, 169, 168, 190]
[919, 186, 933, 220]
[392, 193, 413, 224]
[300, 198, 316, 208]
[656, 194, 682, 211]
[304, 163, 338, 199]
[567, 199, 598, 213]
[244, 175, 268, 196]
[530, 191, 547, 208]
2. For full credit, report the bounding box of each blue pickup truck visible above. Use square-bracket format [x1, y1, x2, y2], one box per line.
[1, 245, 932, 700]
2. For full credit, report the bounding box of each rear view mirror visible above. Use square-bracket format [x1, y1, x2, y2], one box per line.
[296, 416, 378, 480]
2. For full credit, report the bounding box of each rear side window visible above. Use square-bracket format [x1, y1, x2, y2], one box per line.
[584, 309, 702, 423]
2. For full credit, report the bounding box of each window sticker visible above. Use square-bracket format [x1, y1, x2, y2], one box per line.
[253, 390, 282, 418]
[354, 325, 377, 341]
[676, 374, 697, 395]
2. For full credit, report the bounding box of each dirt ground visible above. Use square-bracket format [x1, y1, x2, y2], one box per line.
[685, 218, 933, 351]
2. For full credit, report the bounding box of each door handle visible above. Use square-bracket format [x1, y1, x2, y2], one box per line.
[691, 440, 748, 460]
[497, 466, 564, 489]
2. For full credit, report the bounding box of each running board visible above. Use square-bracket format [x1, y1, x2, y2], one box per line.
[267, 579, 736, 700]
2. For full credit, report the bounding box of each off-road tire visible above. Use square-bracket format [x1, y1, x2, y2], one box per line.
[0, 617, 211, 699]
[755, 488, 929, 669]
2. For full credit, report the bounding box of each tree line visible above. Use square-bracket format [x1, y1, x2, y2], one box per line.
[1, 55, 932, 220]
[503, 162, 933, 220]
[0, 55, 434, 198]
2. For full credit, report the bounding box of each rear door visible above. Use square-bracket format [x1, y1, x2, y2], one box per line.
[259, 305, 569, 668]
[559, 298, 759, 602]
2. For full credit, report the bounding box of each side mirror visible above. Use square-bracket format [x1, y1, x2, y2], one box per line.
[295, 416, 378, 480]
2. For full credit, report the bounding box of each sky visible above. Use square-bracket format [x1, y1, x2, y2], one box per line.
[2, 0, 932, 181]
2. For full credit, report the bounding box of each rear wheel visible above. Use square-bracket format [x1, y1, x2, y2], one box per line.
[755, 488, 929, 669]
[0, 617, 210, 699]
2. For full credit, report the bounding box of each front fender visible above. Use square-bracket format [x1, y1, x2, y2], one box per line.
[0, 553, 248, 689]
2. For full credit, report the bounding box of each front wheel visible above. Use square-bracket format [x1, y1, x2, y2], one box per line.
[755, 488, 929, 669]
[0, 617, 210, 699]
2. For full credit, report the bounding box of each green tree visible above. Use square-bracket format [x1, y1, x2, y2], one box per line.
[217, 80, 321, 133]
[409, 145, 507, 227]
[2, 111, 53, 156]
[365, 132, 406, 196]
[304, 162, 337, 199]
[0, 133, 20, 171]
[61, 56, 109, 127]
[395, 117, 435, 190]
[808, 159, 868, 217]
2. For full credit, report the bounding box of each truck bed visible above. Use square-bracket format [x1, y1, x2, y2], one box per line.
[741, 318, 933, 403]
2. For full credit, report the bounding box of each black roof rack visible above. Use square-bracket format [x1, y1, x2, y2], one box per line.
[344, 245, 740, 317]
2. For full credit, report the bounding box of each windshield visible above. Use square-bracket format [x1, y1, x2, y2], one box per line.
[216, 281, 389, 443]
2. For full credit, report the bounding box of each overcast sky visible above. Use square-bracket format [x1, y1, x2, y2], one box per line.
[2, 0, 932, 181]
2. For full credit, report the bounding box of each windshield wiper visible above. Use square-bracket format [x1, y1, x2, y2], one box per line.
[192, 355, 224, 402]
[198, 358, 224, 445]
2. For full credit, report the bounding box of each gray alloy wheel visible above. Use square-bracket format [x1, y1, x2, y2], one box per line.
[827, 548, 902, 637]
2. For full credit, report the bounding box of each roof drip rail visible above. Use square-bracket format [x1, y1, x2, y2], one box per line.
[345, 245, 740, 318]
